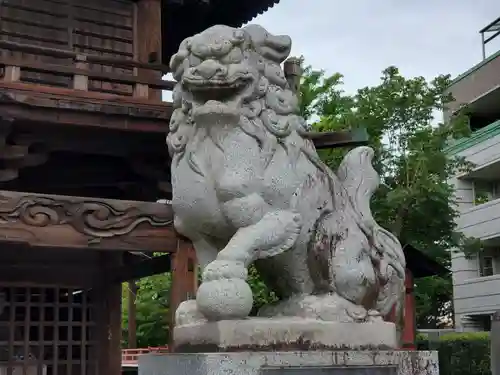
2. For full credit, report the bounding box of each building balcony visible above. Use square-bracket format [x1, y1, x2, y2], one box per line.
[454, 273, 500, 316]
[456, 197, 500, 241]
[445, 50, 500, 118]
[446, 119, 500, 178]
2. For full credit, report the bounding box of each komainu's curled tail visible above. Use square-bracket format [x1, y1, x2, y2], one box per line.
[337, 147, 406, 316]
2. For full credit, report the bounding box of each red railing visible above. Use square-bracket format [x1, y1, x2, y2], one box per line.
[122, 346, 169, 367]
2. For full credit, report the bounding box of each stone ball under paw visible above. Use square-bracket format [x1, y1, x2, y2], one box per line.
[196, 278, 253, 321]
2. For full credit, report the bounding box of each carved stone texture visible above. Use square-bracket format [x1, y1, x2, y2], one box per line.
[138, 351, 439, 375]
[167, 24, 406, 348]
[0, 190, 175, 251]
[173, 318, 398, 352]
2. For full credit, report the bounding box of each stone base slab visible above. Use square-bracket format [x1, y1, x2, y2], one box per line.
[138, 350, 439, 375]
[173, 318, 398, 352]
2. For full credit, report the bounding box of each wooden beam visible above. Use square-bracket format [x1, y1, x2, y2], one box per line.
[0, 39, 169, 72]
[109, 253, 172, 282]
[128, 281, 138, 349]
[307, 128, 369, 149]
[0, 57, 175, 91]
[11, 128, 170, 160]
[0, 190, 176, 252]
[0, 266, 98, 287]
[0, 82, 172, 132]
[0, 81, 368, 151]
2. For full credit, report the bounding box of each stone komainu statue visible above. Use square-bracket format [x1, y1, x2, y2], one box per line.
[167, 24, 406, 326]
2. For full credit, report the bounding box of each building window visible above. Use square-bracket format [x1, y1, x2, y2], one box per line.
[473, 180, 500, 205]
[480, 256, 495, 277]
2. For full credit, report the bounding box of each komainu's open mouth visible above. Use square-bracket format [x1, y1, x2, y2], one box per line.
[183, 73, 252, 105]
[191, 98, 241, 125]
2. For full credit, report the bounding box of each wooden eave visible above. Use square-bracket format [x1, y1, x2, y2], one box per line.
[0, 81, 368, 147]
[161, 0, 281, 64]
[0, 82, 172, 133]
[309, 128, 369, 149]
[110, 252, 172, 282]
[403, 244, 449, 278]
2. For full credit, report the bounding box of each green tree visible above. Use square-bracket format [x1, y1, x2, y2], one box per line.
[122, 266, 276, 348]
[125, 65, 480, 347]
[248, 265, 279, 315]
[301, 65, 475, 327]
[121, 272, 171, 348]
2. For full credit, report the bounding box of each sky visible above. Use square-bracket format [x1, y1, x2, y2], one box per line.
[250, 0, 500, 94]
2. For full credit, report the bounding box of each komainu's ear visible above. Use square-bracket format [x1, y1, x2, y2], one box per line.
[243, 24, 292, 63]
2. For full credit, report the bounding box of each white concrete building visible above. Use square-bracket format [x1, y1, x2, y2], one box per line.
[446, 17, 500, 331]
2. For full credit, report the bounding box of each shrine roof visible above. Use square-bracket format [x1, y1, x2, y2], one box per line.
[209, 0, 280, 26]
[162, 0, 281, 65]
[403, 244, 449, 278]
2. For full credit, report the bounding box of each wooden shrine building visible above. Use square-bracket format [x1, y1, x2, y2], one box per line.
[0, 0, 296, 374]
[0, 0, 377, 374]
[0, 0, 369, 374]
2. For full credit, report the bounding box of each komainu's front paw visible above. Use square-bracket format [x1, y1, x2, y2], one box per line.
[175, 300, 207, 326]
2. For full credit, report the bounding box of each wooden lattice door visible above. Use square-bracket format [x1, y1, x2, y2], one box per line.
[0, 286, 98, 375]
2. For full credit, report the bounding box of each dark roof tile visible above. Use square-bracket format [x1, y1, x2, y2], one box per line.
[403, 244, 449, 278]
[161, 0, 280, 65]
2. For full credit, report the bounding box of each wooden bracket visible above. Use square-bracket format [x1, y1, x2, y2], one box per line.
[307, 127, 369, 149]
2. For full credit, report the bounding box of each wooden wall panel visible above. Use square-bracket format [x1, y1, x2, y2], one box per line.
[73, 0, 135, 95]
[135, 0, 163, 100]
[0, 0, 137, 95]
[0, 0, 72, 87]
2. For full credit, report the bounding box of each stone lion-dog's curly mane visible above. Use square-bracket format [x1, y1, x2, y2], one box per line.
[167, 24, 320, 174]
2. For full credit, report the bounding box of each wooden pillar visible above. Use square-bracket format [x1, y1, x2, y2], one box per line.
[169, 239, 198, 346]
[384, 268, 416, 350]
[284, 57, 302, 94]
[402, 269, 417, 350]
[127, 280, 138, 349]
[134, 0, 162, 101]
[96, 253, 123, 375]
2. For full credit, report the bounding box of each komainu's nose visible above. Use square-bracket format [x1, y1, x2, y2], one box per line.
[193, 59, 223, 79]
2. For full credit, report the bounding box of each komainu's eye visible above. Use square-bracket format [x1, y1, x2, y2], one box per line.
[233, 29, 245, 43]
[220, 48, 243, 65]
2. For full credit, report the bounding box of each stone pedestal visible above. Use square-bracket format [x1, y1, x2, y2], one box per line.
[173, 318, 398, 352]
[138, 350, 439, 375]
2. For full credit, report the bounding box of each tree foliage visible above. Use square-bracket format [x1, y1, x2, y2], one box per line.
[122, 64, 480, 347]
[121, 273, 171, 348]
[300, 65, 475, 327]
[418, 332, 490, 375]
[121, 265, 277, 348]
[248, 265, 279, 315]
